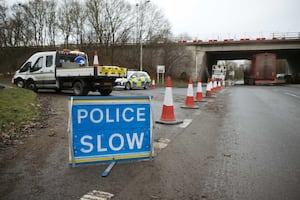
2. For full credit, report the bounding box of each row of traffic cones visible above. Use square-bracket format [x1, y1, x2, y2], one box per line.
[155, 76, 225, 125]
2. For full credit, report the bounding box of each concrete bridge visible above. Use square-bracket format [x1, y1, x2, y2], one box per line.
[180, 38, 300, 81]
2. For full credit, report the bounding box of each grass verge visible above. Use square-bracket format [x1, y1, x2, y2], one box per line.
[0, 87, 40, 132]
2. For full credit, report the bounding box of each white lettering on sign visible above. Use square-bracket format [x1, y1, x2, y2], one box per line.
[80, 135, 93, 153]
[122, 108, 134, 122]
[97, 135, 107, 152]
[78, 109, 88, 124]
[77, 107, 146, 124]
[109, 133, 124, 151]
[137, 108, 146, 122]
[127, 132, 144, 149]
[79, 132, 145, 153]
[91, 108, 103, 123]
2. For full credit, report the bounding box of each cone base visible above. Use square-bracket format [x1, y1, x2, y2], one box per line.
[155, 119, 183, 125]
[181, 105, 200, 109]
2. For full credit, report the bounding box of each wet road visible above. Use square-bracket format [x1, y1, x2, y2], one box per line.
[1, 85, 300, 199]
[201, 86, 300, 200]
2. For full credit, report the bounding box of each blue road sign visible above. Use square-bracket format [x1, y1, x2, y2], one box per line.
[68, 96, 153, 166]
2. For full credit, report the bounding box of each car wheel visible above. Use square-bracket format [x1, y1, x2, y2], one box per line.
[26, 80, 37, 92]
[16, 78, 25, 88]
[125, 82, 131, 90]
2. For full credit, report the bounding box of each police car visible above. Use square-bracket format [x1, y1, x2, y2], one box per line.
[115, 71, 151, 90]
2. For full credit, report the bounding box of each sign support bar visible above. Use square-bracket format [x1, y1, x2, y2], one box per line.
[102, 162, 116, 177]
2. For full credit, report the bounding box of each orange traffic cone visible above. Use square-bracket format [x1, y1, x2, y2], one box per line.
[156, 76, 183, 125]
[217, 81, 221, 90]
[212, 80, 217, 93]
[206, 78, 212, 97]
[195, 78, 207, 102]
[93, 51, 99, 67]
[151, 78, 156, 89]
[93, 51, 99, 75]
[181, 77, 199, 109]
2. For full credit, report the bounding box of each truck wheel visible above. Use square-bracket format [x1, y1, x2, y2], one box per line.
[99, 89, 112, 96]
[73, 81, 88, 96]
[26, 80, 37, 92]
[16, 78, 25, 88]
[125, 82, 131, 90]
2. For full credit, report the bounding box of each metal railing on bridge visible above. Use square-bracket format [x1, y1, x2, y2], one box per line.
[174, 32, 300, 44]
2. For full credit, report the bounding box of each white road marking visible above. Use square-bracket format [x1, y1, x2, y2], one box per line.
[80, 190, 114, 200]
[285, 92, 300, 99]
[179, 119, 193, 128]
[154, 138, 171, 150]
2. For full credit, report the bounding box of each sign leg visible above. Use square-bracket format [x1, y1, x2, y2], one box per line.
[102, 162, 116, 177]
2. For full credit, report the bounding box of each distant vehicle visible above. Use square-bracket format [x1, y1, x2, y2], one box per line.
[276, 73, 292, 84]
[12, 50, 127, 95]
[244, 53, 276, 85]
[212, 64, 226, 81]
[115, 71, 151, 90]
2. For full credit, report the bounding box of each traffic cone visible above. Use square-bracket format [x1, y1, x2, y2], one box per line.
[93, 51, 99, 75]
[151, 78, 156, 89]
[156, 76, 183, 125]
[212, 80, 217, 93]
[93, 51, 99, 67]
[181, 77, 199, 109]
[205, 78, 212, 97]
[195, 78, 207, 102]
[217, 81, 221, 90]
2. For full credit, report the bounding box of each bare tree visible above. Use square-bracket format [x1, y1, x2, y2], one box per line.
[58, 0, 81, 47]
[143, 3, 171, 42]
[9, 4, 29, 46]
[17, 0, 48, 46]
[2, 0, 172, 49]
[44, 0, 57, 46]
[0, 1, 7, 47]
[70, 0, 86, 46]
[86, 0, 105, 45]
[104, 0, 133, 64]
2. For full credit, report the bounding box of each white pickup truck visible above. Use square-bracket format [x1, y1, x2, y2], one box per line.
[12, 50, 126, 95]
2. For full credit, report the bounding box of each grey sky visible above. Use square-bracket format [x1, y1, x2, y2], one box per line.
[147, 0, 300, 39]
[7, 0, 300, 40]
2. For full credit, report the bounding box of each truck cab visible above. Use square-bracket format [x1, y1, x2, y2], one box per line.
[13, 51, 57, 91]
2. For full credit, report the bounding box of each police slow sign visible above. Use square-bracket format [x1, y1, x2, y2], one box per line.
[68, 96, 153, 166]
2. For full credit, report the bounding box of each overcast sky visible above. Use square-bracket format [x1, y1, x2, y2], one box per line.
[7, 0, 300, 40]
[144, 0, 300, 40]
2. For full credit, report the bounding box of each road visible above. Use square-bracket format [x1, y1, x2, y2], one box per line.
[200, 85, 300, 200]
[0, 85, 300, 200]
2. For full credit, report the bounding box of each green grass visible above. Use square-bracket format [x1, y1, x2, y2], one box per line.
[0, 88, 40, 132]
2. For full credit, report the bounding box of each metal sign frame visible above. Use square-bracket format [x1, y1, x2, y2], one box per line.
[156, 65, 165, 86]
[68, 96, 153, 167]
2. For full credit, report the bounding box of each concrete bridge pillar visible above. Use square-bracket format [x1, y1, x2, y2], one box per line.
[195, 49, 207, 81]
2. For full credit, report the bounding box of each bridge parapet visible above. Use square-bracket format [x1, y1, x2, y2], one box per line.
[176, 32, 300, 44]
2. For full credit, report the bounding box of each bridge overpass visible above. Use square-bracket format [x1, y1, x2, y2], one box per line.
[181, 38, 300, 81]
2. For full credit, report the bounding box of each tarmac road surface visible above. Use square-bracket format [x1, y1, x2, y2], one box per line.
[199, 85, 300, 200]
[0, 85, 299, 200]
